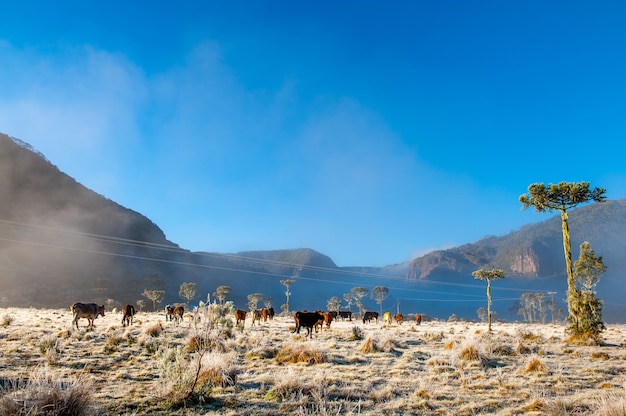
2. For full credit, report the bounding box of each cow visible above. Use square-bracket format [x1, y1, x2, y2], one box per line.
[261, 308, 269, 322]
[415, 314, 422, 325]
[268, 307, 275, 320]
[122, 304, 135, 327]
[234, 309, 247, 326]
[251, 309, 262, 326]
[293, 311, 324, 339]
[70, 302, 105, 329]
[363, 311, 379, 323]
[383, 311, 392, 326]
[172, 305, 184, 324]
[338, 311, 352, 321]
[323, 312, 333, 328]
[165, 305, 175, 322]
[395, 313, 403, 325]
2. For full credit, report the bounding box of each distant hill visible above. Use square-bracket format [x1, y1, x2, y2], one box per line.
[1, 133, 625, 322]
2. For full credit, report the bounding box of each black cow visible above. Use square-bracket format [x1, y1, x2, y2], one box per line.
[268, 307, 275, 320]
[71, 302, 105, 329]
[292, 311, 324, 339]
[363, 311, 379, 323]
[338, 311, 352, 321]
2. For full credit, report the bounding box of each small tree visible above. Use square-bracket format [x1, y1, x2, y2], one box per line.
[350, 287, 369, 319]
[142, 289, 165, 311]
[179, 282, 198, 305]
[327, 296, 342, 313]
[136, 299, 148, 312]
[343, 292, 355, 312]
[477, 306, 488, 323]
[472, 268, 505, 332]
[213, 285, 231, 306]
[247, 293, 264, 312]
[280, 279, 295, 315]
[569, 241, 606, 342]
[263, 297, 273, 309]
[519, 181, 606, 335]
[371, 286, 389, 316]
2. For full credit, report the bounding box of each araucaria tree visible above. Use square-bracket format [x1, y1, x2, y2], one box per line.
[179, 282, 198, 305]
[350, 287, 369, 318]
[142, 289, 165, 311]
[213, 285, 231, 305]
[472, 268, 505, 332]
[371, 286, 389, 316]
[280, 279, 295, 315]
[519, 181, 606, 337]
[571, 241, 606, 341]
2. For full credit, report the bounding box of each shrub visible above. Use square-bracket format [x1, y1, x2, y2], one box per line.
[0, 366, 93, 415]
[1, 314, 13, 327]
[145, 323, 163, 337]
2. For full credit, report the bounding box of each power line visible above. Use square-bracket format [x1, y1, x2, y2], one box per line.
[0, 218, 550, 300]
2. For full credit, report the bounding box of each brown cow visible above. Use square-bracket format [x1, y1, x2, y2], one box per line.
[234, 309, 247, 326]
[415, 314, 422, 325]
[122, 304, 135, 327]
[173, 305, 184, 324]
[323, 312, 333, 328]
[251, 309, 262, 326]
[395, 313, 403, 325]
[71, 302, 105, 329]
[261, 308, 269, 322]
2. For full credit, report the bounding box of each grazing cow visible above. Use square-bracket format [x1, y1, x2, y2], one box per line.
[261, 308, 269, 322]
[415, 314, 422, 325]
[395, 313, 403, 325]
[323, 312, 333, 328]
[293, 311, 324, 339]
[122, 304, 135, 327]
[172, 305, 184, 324]
[71, 302, 105, 329]
[268, 307, 275, 320]
[234, 309, 247, 326]
[165, 305, 175, 322]
[363, 311, 379, 323]
[338, 311, 352, 321]
[383, 311, 392, 326]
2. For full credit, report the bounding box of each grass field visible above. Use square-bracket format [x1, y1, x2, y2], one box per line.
[1, 306, 625, 415]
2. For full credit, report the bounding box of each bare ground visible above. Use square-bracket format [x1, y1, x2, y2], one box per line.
[1, 307, 626, 415]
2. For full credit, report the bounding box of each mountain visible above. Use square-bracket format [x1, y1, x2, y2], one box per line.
[1, 133, 625, 322]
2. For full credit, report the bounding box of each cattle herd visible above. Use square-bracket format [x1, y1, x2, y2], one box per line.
[68, 301, 423, 335]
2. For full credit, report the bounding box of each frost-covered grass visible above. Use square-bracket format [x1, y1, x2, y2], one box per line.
[0, 307, 625, 415]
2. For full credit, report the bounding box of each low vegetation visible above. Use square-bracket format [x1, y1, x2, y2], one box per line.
[1, 307, 626, 415]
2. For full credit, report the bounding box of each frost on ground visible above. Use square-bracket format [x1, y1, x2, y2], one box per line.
[1, 307, 625, 415]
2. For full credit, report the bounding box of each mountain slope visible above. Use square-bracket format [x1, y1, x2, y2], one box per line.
[1, 133, 625, 322]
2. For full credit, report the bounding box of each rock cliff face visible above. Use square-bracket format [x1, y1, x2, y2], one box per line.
[509, 247, 540, 276]
[407, 199, 626, 284]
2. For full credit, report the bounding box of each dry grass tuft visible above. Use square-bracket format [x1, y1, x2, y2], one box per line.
[358, 336, 378, 354]
[276, 343, 327, 364]
[591, 351, 611, 360]
[524, 356, 547, 373]
[459, 344, 481, 361]
[145, 323, 163, 337]
[0, 366, 93, 416]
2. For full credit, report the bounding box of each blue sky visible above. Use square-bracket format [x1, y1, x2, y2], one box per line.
[1, 1, 625, 267]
